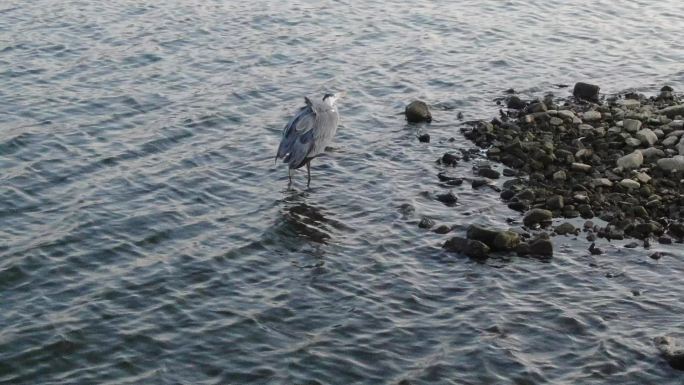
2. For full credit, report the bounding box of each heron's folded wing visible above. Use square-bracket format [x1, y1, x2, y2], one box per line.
[276, 105, 315, 160]
[284, 128, 315, 169]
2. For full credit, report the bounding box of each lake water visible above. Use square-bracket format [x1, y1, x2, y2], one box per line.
[1, 1, 684, 384]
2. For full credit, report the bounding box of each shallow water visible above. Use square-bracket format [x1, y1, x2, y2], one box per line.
[1, 1, 684, 384]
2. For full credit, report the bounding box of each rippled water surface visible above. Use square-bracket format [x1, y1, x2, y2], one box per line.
[2, 1, 684, 384]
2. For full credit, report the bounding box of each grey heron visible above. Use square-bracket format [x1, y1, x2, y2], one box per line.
[275, 92, 342, 187]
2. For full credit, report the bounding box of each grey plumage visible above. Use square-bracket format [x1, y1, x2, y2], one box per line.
[275, 93, 342, 186]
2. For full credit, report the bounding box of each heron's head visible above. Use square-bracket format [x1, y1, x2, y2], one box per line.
[322, 91, 345, 106]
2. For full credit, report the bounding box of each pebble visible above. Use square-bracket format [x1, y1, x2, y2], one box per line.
[619, 179, 640, 189]
[662, 135, 679, 147]
[553, 170, 566, 181]
[635, 172, 652, 184]
[571, 162, 592, 172]
[550, 117, 564, 126]
[624, 138, 642, 147]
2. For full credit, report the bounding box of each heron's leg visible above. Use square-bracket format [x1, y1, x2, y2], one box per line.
[288, 168, 292, 187]
[306, 160, 311, 187]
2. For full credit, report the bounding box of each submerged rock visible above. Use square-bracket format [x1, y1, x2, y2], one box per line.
[418, 133, 430, 143]
[654, 336, 684, 371]
[436, 191, 458, 205]
[405, 100, 432, 123]
[418, 217, 435, 229]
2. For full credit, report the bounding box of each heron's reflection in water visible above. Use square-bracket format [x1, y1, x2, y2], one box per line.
[279, 190, 333, 244]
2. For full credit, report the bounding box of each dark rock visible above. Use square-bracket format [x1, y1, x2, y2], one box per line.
[437, 172, 463, 185]
[654, 336, 684, 371]
[515, 242, 530, 256]
[418, 217, 435, 229]
[506, 95, 526, 110]
[546, 195, 564, 210]
[527, 102, 547, 113]
[478, 168, 500, 179]
[502, 168, 517, 177]
[466, 224, 499, 245]
[441, 153, 459, 166]
[471, 178, 489, 188]
[555, 222, 576, 235]
[436, 191, 458, 206]
[658, 236, 673, 245]
[649, 252, 665, 261]
[514, 189, 535, 201]
[405, 100, 432, 123]
[669, 223, 684, 239]
[508, 201, 529, 212]
[588, 242, 603, 255]
[443, 237, 490, 259]
[523, 208, 553, 227]
[500, 189, 515, 200]
[573, 82, 600, 103]
[624, 242, 639, 248]
[433, 225, 451, 234]
[493, 231, 521, 251]
[418, 134, 430, 143]
[529, 237, 553, 257]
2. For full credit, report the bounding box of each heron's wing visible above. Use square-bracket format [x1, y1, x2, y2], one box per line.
[284, 108, 340, 169]
[275, 105, 315, 160]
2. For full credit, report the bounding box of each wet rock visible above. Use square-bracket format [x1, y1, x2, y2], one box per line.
[669, 223, 684, 239]
[528, 237, 553, 257]
[636, 128, 658, 146]
[433, 224, 451, 234]
[624, 242, 639, 248]
[436, 191, 458, 205]
[478, 168, 500, 179]
[523, 208, 553, 227]
[658, 104, 684, 119]
[555, 222, 576, 235]
[508, 201, 529, 212]
[616, 151, 644, 169]
[649, 252, 665, 261]
[437, 172, 463, 185]
[405, 100, 432, 123]
[418, 217, 435, 229]
[658, 236, 672, 244]
[507, 95, 526, 110]
[492, 231, 521, 251]
[441, 152, 459, 166]
[573, 82, 600, 103]
[654, 336, 684, 371]
[418, 133, 430, 143]
[619, 178, 640, 190]
[443, 237, 490, 259]
[527, 102, 547, 113]
[589, 242, 603, 255]
[471, 178, 489, 189]
[657, 155, 684, 172]
[622, 119, 642, 133]
[546, 195, 564, 210]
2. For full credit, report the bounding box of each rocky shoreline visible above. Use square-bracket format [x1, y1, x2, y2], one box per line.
[408, 82, 684, 260]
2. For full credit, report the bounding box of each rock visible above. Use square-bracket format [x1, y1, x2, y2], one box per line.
[553, 170, 567, 181]
[573, 82, 600, 103]
[588, 242, 603, 255]
[557, 110, 576, 120]
[527, 102, 547, 113]
[471, 178, 489, 188]
[405, 100, 432, 123]
[635, 172, 651, 184]
[492, 231, 521, 251]
[624, 138, 642, 147]
[582, 111, 602, 122]
[506, 95, 526, 110]
[669, 223, 684, 239]
[550, 117, 564, 126]
[464, 240, 490, 259]
[593, 178, 613, 187]
[437, 172, 463, 185]
[418, 133, 430, 143]
[546, 195, 564, 210]
[433, 225, 451, 234]
[678, 137, 684, 155]
[663, 135, 679, 147]
[639, 147, 665, 159]
[616, 151, 643, 169]
[523, 209, 553, 227]
[654, 336, 684, 371]
[466, 225, 499, 244]
[622, 119, 642, 133]
[555, 222, 576, 235]
[418, 217, 435, 229]
[528, 237, 553, 257]
[649, 252, 665, 260]
[658, 236, 673, 244]
[436, 191, 458, 205]
[441, 153, 459, 166]
[619, 178, 640, 190]
[571, 162, 592, 172]
[635, 128, 658, 146]
[478, 168, 500, 179]
[658, 104, 684, 119]
[657, 155, 684, 172]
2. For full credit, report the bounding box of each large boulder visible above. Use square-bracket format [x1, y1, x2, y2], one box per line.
[405, 100, 432, 123]
[573, 82, 600, 103]
[466, 224, 520, 251]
